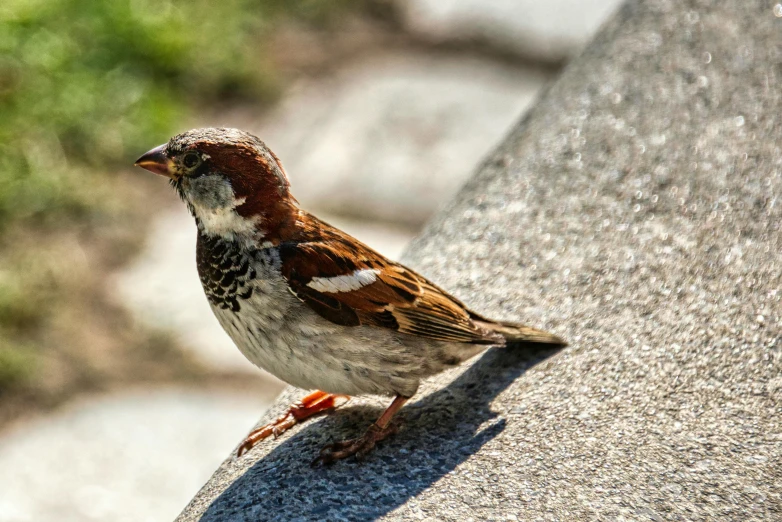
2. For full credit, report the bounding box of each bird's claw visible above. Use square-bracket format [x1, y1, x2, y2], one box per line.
[311, 421, 401, 467]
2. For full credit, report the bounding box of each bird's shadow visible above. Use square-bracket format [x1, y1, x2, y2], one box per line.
[199, 345, 561, 522]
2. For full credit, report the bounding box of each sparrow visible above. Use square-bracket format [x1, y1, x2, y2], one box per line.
[135, 128, 566, 465]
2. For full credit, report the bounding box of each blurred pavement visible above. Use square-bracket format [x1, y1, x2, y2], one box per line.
[0, 390, 261, 522]
[402, 0, 623, 62]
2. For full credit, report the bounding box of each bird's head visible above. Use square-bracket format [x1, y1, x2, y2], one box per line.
[135, 128, 297, 242]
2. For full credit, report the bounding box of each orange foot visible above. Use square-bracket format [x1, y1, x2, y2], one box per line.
[312, 422, 401, 466]
[312, 394, 410, 466]
[237, 390, 349, 457]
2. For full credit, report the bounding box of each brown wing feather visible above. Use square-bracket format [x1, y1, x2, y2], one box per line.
[279, 215, 503, 345]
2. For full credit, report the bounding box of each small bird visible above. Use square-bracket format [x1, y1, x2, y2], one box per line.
[135, 128, 565, 465]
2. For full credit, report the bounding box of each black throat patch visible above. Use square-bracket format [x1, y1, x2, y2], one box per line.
[196, 232, 256, 312]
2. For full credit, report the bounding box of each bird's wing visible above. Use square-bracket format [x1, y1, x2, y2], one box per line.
[278, 225, 502, 345]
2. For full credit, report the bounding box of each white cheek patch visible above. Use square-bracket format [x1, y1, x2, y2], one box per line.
[192, 197, 259, 238]
[307, 268, 381, 293]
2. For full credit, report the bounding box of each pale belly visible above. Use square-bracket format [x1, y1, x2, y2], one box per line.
[209, 284, 366, 395]
[209, 272, 432, 397]
[202, 251, 483, 398]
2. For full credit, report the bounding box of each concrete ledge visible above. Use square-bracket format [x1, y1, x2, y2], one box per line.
[177, 0, 781, 520]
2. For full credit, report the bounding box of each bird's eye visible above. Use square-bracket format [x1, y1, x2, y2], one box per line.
[182, 152, 201, 169]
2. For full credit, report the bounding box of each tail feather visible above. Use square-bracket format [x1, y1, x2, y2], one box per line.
[474, 319, 567, 346]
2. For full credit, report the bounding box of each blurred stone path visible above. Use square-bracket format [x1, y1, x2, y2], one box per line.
[402, 0, 622, 62]
[0, 389, 262, 522]
[225, 52, 550, 225]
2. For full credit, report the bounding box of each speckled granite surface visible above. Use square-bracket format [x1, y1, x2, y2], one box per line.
[176, 1, 781, 520]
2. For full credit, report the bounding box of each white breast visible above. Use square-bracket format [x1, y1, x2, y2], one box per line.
[207, 258, 367, 394]
[205, 255, 448, 398]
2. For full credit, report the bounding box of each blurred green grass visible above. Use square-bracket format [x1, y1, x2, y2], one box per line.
[0, 0, 357, 396]
[0, 0, 358, 228]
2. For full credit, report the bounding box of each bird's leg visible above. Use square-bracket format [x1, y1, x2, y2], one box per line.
[237, 390, 350, 457]
[313, 394, 410, 466]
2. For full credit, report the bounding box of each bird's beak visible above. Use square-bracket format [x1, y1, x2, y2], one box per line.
[134, 144, 174, 177]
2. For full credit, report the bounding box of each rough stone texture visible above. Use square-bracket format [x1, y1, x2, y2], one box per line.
[401, 0, 624, 63]
[177, 1, 781, 520]
[0, 390, 268, 522]
[220, 52, 549, 226]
